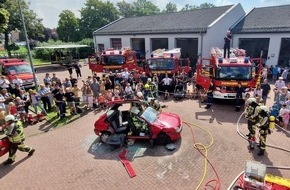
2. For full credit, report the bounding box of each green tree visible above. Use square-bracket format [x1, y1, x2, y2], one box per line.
[180, 4, 198, 11]
[180, 3, 216, 11]
[162, 2, 177, 13]
[116, 0, 134, 17]
[3, 0, 44, 56]
[0, 0, 10, 33]
[56, 10, 79, 42]
[79, 0, 119, 39]
[132, 0, 160, 16]
[199, 3, 216, 9]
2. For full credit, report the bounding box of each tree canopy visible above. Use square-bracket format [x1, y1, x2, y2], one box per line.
[57, 10, 79, 42]
[79, 0, 119, 39]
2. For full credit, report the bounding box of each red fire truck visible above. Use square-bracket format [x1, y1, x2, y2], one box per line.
[196, 47, 263, 99]
[146, 48, 191, 76]
[88, 47, 142, 73]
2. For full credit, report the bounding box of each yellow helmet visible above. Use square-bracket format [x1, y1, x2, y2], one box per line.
[144, 84, 149, 89]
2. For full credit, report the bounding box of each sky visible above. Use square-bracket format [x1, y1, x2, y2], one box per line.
[28, 0, 290, 28]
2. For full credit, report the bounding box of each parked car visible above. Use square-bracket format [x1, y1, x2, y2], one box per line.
[94, 99, 182, 145]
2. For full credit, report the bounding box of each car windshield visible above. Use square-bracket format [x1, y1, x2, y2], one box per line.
[141, 107, 159, 124]
[148, 58, 174, 70]
[102, 55, 124, 65]
[216, 66, 252, 80]
[6, 64, 32, 74]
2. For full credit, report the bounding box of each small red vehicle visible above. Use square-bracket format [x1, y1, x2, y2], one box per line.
[94, 99, 182, 145]
[0, 132, 9, 157]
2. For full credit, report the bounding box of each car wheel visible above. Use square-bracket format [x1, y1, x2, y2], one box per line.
[100, 131, 111, 143]
[156, 133, 171, 145]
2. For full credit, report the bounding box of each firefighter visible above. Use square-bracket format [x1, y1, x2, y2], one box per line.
[130, 106, 148, 135]
[147, 78, 158, 99]
[255, 106, 270, 156]
[244, 98, 259, 149]
[0, 115, 35, 165]
[148, 98, 162, 111]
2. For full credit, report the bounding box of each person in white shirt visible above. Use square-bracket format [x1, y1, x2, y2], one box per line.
[124, 83, 133, 99]
[0, 76, 10, 90]
[43, 73, 51, 85]
[12, 75, 23, 87]
[161, 74, 172, 99]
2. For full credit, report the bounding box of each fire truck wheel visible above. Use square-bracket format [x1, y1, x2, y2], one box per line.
[156, 133, 171, 145]
[100, 131, 112, 143]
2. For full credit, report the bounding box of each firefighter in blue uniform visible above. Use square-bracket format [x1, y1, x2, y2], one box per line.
[0, 115, 35, 165]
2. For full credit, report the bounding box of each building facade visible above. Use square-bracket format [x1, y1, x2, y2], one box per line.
[93, 4, 245, 67]
[231, 5, 290, 67]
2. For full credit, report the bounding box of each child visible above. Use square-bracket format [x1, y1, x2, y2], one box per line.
[106, 90, 113, 102]
[0, 106, 6, 126]
[8, 102, 17, 117]
[192, 85, 198, 99]
[200, 88, 207, 103]
[244, 93, 251, 108]
[87, 87, 94, 110]
[113, 85, 121, 100]
[98, 93, 106, 109]
[278, 104, 290, 129]
[15, 97, 27, 122]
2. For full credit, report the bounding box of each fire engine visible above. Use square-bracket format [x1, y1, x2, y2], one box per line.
[88, 47, 142, 73]
[196, 47, 263, 99]
[146, 48, 191, 76]
[0, 58, 37, 89]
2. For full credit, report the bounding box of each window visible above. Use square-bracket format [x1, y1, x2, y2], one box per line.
[98, 44, 104, 52]
[111, 38, 122, 49]
[148, 58, 174, 70]
[278, 38, 290, 67]
[216, 66, 252, 80]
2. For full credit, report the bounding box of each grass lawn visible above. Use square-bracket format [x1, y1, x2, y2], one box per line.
[0, 47, 50, 66]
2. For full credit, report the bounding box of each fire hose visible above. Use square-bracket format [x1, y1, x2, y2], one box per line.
[226, 112, 290, 190]
[183, 121, 221, 190]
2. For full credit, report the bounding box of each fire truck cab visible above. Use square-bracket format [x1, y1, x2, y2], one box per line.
[146, 48, 191, 76]
[0, 58, 37, 89]
[88, 47, 141, 73]
[196, 47, 263, 99]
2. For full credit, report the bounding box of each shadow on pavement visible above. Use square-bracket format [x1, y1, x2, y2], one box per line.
[87, 137, 182, 161]
[0, 156, 30, 179]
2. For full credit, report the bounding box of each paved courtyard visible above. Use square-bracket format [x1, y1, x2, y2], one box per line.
[0, 64, 289, 190]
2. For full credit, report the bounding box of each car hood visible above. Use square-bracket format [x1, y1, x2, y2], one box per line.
[153, 112, 181, 129]
[8, 73, 33, 81]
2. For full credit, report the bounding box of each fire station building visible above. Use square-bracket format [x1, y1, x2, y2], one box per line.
[93, 4, 245, 67]
[231, 4, 290, 67]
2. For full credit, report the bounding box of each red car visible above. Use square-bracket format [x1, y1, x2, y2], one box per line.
[94, 99, 182, 145]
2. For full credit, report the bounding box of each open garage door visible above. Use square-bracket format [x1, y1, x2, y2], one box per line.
[176, 38, 198, 70]
[278, 38, 290, 67]
[151, 38, 168, 52]
[239, 38, 269, 65]
[131, 38, 145, 58]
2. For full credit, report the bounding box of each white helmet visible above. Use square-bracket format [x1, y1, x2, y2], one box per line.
[259, 106, 268, 112]
[136, 91, 143, 98]
[130, 106, 140, 115]
[148, 97, 155, 102]
[247, 98, 256, 104]
[5, 115, 16, 122]
[147, 78, 152, 83]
